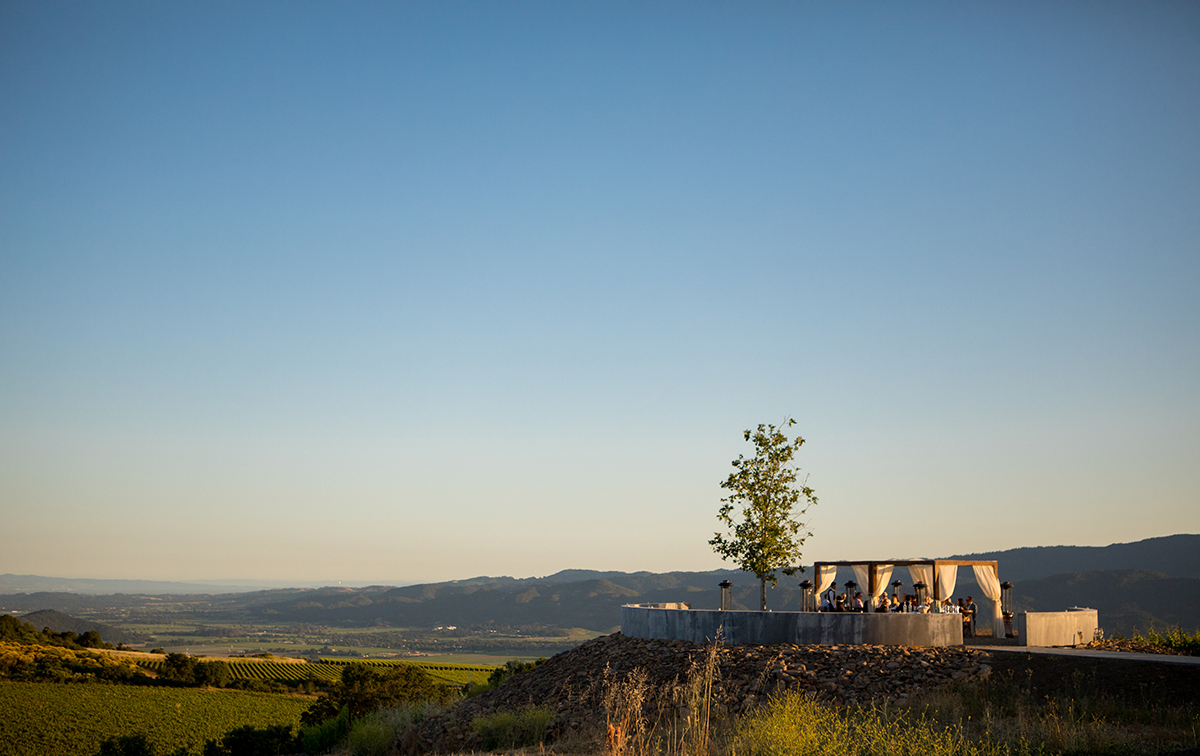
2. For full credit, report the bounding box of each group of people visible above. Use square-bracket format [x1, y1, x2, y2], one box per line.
[819, 583, 979, 636]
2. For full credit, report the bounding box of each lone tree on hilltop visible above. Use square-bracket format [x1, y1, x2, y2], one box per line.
[710, 419, 818, 611]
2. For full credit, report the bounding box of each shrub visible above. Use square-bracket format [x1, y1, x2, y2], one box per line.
[98, 734, 154, 756]
[1134, 625, 1200, 656]
[486, 658, 547, 688]
[345, 702, 444, 756]
[202, 724, 295, 756]
[346, 717, 391, 756]
[471, 708, 554, 751]
[299, 706, 350, 754]
[465, 658, 547, 697]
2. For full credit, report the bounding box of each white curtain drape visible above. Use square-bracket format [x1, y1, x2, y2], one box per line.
[849, 565, 896, 608]
[816, 565, 837, 595]
[907, 564, 932, 595]
[871, 565, 894, 607]
[972, 565, 1005, 638]
[935, 564, 958, 601]
[851, 565, 869, 597]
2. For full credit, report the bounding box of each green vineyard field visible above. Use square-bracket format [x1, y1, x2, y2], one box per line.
[0, 681, 310, 756]
[134, 657, 494, 686]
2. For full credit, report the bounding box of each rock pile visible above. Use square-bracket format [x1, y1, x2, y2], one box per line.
[403, 633, 993, 753]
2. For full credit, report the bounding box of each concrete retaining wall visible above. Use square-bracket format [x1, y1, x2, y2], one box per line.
[621, 604, 963, 647]
[1017, 609, 1098, 647]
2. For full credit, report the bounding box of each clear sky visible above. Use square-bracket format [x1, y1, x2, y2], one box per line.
[2, 2, 1197, 586]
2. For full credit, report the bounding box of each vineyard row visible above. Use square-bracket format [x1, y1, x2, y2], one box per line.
[134, 658, 494, 686]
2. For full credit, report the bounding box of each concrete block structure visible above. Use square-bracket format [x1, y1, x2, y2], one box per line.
[621, 604, 964, 647]
[1017, 609, 1098, 647]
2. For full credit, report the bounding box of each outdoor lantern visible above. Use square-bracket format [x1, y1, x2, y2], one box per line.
[913, 581, 928, 606]
[891, 580, 903, 601]
[719, 580, 733, 611]
[844, 580, 858, 610]
[799, 580, 815, 612]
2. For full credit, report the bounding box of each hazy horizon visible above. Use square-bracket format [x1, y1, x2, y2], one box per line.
[3, 2, 1198, 584]
[5, 531, 1196, 590]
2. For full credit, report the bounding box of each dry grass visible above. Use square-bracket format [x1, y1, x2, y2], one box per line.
[92, 648, 166, 662]
[418, 640, 1200, 756]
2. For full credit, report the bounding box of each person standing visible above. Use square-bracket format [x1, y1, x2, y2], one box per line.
[821, 582, 838, 612]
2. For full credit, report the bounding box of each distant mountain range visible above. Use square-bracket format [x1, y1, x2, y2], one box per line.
[2, 534, 1196, 637]
[1009, 570, 1200, 636]
[0, 574, 385, 595]
[949, 534, 1200, 581]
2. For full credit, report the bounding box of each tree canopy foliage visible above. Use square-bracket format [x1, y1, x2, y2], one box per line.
[710, 419, 818, 610]
[159, 653, 231, 688]
[301, 662, 455, 726]
[0, 613, 113, 650]
[0, 640, 149, 684]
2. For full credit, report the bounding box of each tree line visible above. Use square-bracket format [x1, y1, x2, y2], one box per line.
[0, 613, 113, 651]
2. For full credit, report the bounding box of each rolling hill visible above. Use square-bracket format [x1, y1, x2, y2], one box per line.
[948, 534, 1200, 581]
[2, 534, 1196, 637]
[1003, 569, 1200, 637]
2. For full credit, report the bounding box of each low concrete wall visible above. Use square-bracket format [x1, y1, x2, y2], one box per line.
[621, 605, 963, 647]
[1017, 609, 1098, 647]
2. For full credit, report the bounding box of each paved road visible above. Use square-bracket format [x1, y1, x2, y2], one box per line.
[982, 646, 1200, 666]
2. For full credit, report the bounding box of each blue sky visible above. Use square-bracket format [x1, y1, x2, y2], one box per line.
[2, 2, 1197, 585]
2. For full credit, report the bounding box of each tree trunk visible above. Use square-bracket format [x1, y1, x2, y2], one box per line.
[760, 579, 767, 611]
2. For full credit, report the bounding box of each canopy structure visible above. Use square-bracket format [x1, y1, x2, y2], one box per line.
[812, 559, 1004, 637]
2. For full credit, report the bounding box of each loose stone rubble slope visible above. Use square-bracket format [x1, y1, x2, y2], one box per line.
[403, 632, 992, 753]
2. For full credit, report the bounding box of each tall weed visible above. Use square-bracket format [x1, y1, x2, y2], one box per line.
[593, 640, 1199, 756]
[664, 640, 720, 756]
[602, 666, 651, 756]
[907, 674, 1200, 755]
[734, 692, 990, 756]
[471, 707, 555, 750]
